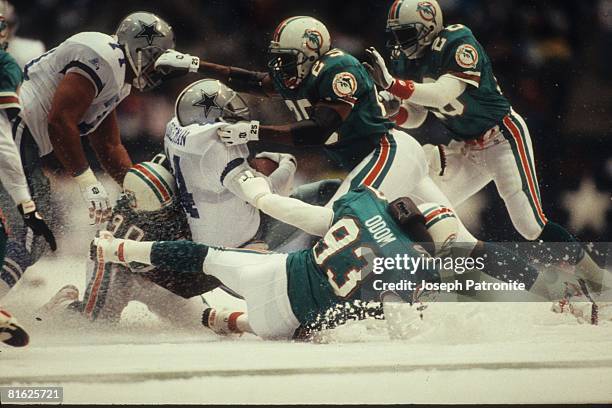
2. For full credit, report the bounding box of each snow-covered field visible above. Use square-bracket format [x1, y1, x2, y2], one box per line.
[1, 181, 611, 404]
[2, 256, 612, 404]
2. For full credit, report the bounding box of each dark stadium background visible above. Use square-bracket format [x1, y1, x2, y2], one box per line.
[9, 0, 612, 245]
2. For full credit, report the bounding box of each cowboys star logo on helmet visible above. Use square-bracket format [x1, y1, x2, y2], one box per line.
[134, 20, 165, 46]
[416, 2, 437, 22]
[193, 90, 220, 117]
[455, 44, 479, 68]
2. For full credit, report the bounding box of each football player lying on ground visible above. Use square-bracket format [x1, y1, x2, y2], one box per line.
[93, 183, 443, 340]
[365, 0, 607, 296]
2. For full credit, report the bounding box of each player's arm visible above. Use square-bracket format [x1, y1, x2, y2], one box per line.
[88, 110, 133, 185]
[231, 171, 334, 237]
[218, 100, 350, 147]
[364, 47, 469, 109]
[48, 72, 112, 224]
[154, 50, 277, 96]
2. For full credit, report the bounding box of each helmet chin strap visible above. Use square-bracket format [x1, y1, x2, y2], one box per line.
[132, 49, 147, 91]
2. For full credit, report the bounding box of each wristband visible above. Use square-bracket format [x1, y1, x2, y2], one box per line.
[389, 79, 416, 99]
[188, 55, 200, 73]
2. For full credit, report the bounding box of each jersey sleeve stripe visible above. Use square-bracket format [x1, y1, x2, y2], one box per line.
[0, 93, 21, 111]
[446, 71, 481, 87]
[60, 61, 105, 96]
[220, 157, 245, 185]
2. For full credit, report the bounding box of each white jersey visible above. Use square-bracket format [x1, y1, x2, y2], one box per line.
[19, 32, 131, 157]
[164, 118, 260, 247]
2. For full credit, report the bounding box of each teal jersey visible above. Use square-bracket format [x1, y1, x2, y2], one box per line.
[0, 49, 22, 119]
[286, 187, 439, 325]
[391, 24, 511, 140]
[273, 49, 394, 169]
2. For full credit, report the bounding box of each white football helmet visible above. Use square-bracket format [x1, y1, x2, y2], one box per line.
[123, 156, 177, 212]
[417, 202, 457, 256]
[175, 79, 250, 126]
[267, 16, 331, 89]
[386, 0, 443, 60]
[115, 11, 175, 91]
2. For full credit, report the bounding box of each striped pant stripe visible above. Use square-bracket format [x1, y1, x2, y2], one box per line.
[502, 115, 547, 227]
[350, 134, 396, 190]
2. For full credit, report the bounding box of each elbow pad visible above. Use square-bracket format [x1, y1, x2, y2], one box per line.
[227, 67, 268, 94]
[291, 105, 343, 146]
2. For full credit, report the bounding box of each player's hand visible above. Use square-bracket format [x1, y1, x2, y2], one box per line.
[255, 151, 297, 170]
[154, 49, 200, 75]
[74, 169, 112, 225]
[218, 121, 260, 146]
[91, 230, 126, 264]
[17, 200, 57, 251]
[236, 170, 272, 207]
[364, 47, 395, 90]
[378, 90, 401, 118]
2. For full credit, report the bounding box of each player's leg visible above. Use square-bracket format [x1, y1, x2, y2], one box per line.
[495, 112, 606, 292]
[0, 124, 57, 296]
[325, 129, 427, 205]
[0, 209, 29, 347]
[423, 141, 492, 206]
[96, 238, 301, 339]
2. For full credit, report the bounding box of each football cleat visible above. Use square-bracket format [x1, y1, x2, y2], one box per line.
[38, 284, 80, 318]
[0, 308, 29, 347]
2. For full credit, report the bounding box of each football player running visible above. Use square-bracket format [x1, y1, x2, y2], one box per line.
[156, 16, 552, 296]
[0, 12, 176, 297]
[0, 1, 54, 347]
[364, 0, 607, 295]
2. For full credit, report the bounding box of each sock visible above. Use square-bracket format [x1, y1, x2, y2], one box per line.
[537, 222, 606, 294]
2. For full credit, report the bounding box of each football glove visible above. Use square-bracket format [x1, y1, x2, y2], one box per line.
[154, 49, 200, 74]
[218, 120, 260, 146]
[378, 90, 401, 118]
[17, 200, 57, 251]
[92, 231, 125, 264]
[364, 47, 395, 90]
[235, 170, 271, 207]
[74, 168, 111, 225]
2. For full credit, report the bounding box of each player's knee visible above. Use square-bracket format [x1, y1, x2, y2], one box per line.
[515, 220, 544, 241]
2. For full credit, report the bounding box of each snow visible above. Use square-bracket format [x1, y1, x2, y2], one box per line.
[1, 180, 611, 404]
[1, 256, 612, 404]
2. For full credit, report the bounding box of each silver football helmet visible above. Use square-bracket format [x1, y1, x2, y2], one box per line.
[115, 11, 175, 91]
[175, 79, 250, 127]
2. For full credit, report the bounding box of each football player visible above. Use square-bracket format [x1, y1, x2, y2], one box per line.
[0, 0, 54, 347]
[164, 78, 300, 249]
[155, 16, 552, 295]
[93, 182, 442, 340]
[364, 0, 607, 294]
[0, 12, 176, 298]
[40, 156, 222, 327]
